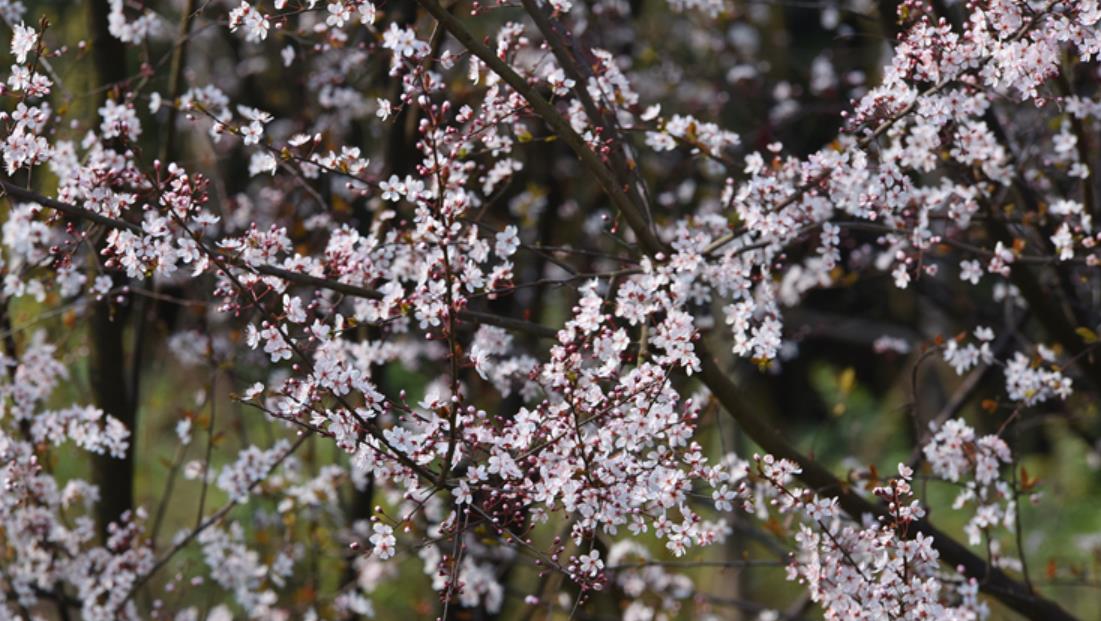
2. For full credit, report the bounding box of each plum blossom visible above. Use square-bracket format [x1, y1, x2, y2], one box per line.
[10, 21, 35, 63]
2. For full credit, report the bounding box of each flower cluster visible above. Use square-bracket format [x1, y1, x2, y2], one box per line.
[0, 0, 1097, 618]
[753, 456, 990, 620]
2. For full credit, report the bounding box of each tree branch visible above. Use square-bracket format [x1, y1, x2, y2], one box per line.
[412, 0, 665, 256]
[0, 180, 556, 342]
[401, 6, 1075, 617]
[697, 348, 1074, 620]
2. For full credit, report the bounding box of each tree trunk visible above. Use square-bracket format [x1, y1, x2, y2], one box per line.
[86, 0, 137, 540]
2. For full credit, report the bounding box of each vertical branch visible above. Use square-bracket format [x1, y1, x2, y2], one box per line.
[135, 2, 200, 433]
[158, 0, 198, 165]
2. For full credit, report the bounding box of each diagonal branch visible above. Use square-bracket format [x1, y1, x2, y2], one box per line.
[697, 347, 1075, 620]
[412, 0, 665, 256]
[520, 0, 655, 231]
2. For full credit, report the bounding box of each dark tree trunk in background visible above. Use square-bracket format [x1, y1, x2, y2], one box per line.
[86, 0, 137, 540]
